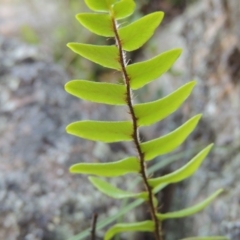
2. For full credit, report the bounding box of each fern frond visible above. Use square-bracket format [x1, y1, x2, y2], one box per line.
[65, 0, 224, 239]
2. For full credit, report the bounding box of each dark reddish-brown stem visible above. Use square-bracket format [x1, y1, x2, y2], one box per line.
[90, 213, 98, 240]
[111, 17, 162, 240]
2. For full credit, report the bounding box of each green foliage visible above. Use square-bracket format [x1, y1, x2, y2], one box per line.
[65, 0, 225, 239]
[134, 81, 196, 126]
[66, 121, 132, 142]
[76, 13, 114, 37]
[112, 0, 136, 19]
[118, 12, 164, 51]
[157, 189, 223, 220]
[65, 80, 126, 105]
[70, 157, 140, 177]
[89, 177, 148, 200]
[104, 221, 154, 240]
[127, 48, 182, 89]
[67, 44, 120, 69]
[141, 115, 202, 161]
[148, 144, 213, 188]
[85, 0, 116, 11]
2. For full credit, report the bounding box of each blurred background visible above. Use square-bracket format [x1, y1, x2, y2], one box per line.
[0, 0, 239, 240]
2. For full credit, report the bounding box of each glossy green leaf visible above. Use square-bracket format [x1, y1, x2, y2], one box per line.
[104, 221, 154, 240]
[67, 43, 120, 70]
[134, 81, 196, 126]
[85, 0, 116, 12]
[141, 114, 202, 161]
[149, 144, 214, 188]
[158, 189, 223, 220]
[112, 0, 135, 19]
[180, 237, 229, 240]
[66, 121, 133, 143]
[118, 12, 164, 51]
[65, 80, 126, 105]
[127, 48, 182, 89]
[70, 156, 140, 177]
[89, 177, 148, 199]
[76, 13, 114, 37]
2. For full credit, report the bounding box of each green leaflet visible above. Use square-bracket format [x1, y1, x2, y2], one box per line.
[89, 177, 148, 199]
[65, 80, 126, 105]
[118, 12, 164, 51]
[141, 114, 202, 161]
[180, 237, 229, 240]
[70, 156, 140, 177]
[66, 121, 133, 143]
[157, 189, 223, 220]
[85, 0, 116, 12]
[104, 221, 154, 240]
[76, 13, 114, 37]
[134, 81, 196, 126]
[127, 48, 182, 90]
[67, 43, 120, 70]
[112, 0, 135, 19]
[148, 144, 213, 188]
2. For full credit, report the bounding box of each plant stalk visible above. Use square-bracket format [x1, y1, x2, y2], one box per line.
[111, 17, 162, 240]
[90, 213, 98, 240]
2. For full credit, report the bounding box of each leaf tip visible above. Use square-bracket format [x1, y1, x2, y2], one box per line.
[201, 143, 214, 158]
[65, 123, 72, 134]
[75, 13, 81, 20]
[64, 82, 70, 92]
[175, 48, 183, 56]
[157, 11, 165, 18]
[217, 188, 224, 194]
[66, 42, 74, 49]
[189, 80, 197, 87]
[168, 48, 183, 60]
[208, 143, 215, 150]
[195, 113, 203, 121]
[69, 164, 77, 173]
[153, 11, 165, 26]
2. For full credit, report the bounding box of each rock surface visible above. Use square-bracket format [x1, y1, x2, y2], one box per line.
[0, 37, 131, 240]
